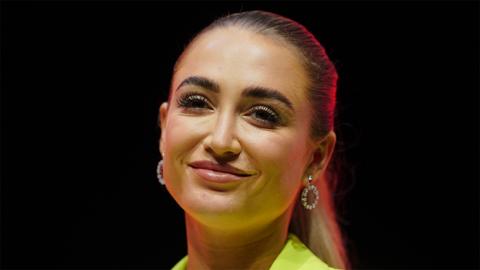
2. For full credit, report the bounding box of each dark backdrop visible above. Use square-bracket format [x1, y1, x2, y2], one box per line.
[1, 1, 478, 269]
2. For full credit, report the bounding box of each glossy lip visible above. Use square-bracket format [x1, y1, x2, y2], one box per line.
[188, 160, 256, 184]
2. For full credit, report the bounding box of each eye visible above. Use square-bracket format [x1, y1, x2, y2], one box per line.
[176, 93, 213, 111]
[247, 105, 281, 127]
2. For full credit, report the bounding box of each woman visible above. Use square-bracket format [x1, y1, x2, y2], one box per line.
[157, 10, 349, 270]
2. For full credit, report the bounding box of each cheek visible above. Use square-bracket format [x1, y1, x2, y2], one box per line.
[162, 114, 204, 194]
[165, 115, 201, 159]
[242, 125, 310, 202]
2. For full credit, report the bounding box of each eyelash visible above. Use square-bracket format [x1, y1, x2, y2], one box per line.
[177, 92, 212, 110]
[176, 93, 282, 127]
[248, 105, 280, 126]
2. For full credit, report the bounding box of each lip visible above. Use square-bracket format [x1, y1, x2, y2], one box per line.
[188, 160, 255, 183]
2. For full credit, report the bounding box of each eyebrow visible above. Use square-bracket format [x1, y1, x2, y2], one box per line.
[176, 76, 220, 93]
[242, 86, 293, 110]
[175, 76, 294, 110]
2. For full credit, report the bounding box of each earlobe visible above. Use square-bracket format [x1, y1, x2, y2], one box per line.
[159, 102, 169, 154]
[306, 131, 337, 178]
[159, 102, 169, 131]
[320, 131, 336, 171]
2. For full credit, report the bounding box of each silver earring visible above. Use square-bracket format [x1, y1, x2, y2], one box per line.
[301, 175, 319, 210]
[157, 160, 165, 185]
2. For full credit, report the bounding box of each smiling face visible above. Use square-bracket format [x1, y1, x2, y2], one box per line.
[159, 27, 317, 230]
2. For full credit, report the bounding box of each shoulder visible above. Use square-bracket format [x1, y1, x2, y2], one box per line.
[171, 255, 187, 270]
[269, 234, 340, 270]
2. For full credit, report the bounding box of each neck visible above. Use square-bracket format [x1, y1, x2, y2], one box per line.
[184, 211, 292, 270]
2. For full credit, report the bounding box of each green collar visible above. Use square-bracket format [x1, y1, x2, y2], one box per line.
[171, 233, 337, 270]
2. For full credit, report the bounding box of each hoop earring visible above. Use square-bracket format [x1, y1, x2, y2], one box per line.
[157, 160, 165, 185]
[301, 175, 319, 210]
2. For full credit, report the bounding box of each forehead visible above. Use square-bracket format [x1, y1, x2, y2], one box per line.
[173, 27, 310, 106]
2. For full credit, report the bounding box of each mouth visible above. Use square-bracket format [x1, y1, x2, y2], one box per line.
[188, 160, 256, 183]
[188, 160, 254, 177]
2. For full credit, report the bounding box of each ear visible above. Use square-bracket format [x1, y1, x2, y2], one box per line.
[158, 102, 169, 156]
[305, 131, 336, 180]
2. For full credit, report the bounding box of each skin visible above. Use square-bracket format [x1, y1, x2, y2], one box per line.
[159, 27, 336, 270]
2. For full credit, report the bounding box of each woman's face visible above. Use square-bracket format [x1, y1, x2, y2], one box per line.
[160, 27, 317, 230]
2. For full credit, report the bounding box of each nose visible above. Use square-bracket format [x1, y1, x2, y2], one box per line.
[204, 110, 242, 160]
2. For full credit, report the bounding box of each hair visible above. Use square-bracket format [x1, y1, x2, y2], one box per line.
[171, 10, 349, 269]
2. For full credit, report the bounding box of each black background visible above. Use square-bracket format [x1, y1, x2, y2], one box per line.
[1, 1, 478, 269]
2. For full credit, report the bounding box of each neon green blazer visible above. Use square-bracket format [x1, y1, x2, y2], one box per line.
[171, 233, 339, 270]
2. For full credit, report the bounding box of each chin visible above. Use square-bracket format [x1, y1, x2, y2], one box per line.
[180, 190, 255, 227]
[184, 188, 240, 212]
